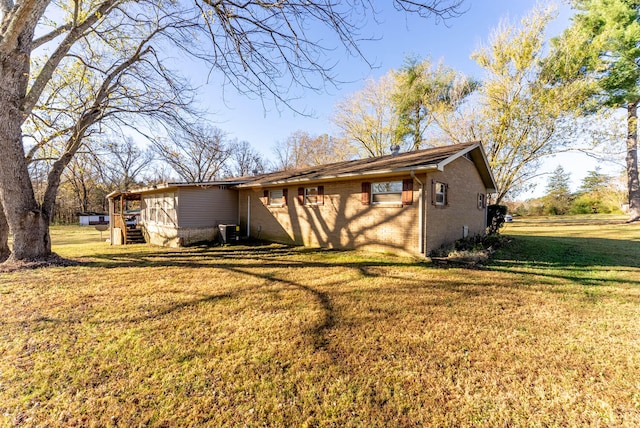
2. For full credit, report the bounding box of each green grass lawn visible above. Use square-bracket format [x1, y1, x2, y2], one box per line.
[1, 216, 639, 426]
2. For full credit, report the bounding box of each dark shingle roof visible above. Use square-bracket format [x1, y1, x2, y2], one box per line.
[108, 141, 498, 198]
[238, 142, 480, 187]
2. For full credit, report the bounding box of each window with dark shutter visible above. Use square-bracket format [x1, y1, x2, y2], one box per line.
[282, 188, 288, 206]
[263, 190, 269, 205]
[303, 186, 325, 205]
[298, 187, 305, 205]
[402, 179, 413, 205]
[267, 189, 284, 206]
[371, 181, 402, 204]
[445, 184, 449, 206]
[361, 182, 371, 205]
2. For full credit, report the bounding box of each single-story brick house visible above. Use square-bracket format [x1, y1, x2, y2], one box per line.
[236, 141, 497, 256]
[107, 142, 497, 256]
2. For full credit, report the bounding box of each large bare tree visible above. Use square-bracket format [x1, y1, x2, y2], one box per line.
[273, 130, 354, 171]
[98, 137, 154, 192]
[0, 0, 465, 262]
[227, 140, 266, 177]
[151, 125, 231, 182]
[1, 0, 196, 260]
[63, 152, 105, 215]
[333, 72, 402, 157]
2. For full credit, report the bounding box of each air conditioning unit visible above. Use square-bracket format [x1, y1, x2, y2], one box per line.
[218, 224, 239, 244]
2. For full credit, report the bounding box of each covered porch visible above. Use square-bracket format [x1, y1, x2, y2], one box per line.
[107, 191, 145, 245]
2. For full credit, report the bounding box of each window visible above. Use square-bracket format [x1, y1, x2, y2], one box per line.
[434, 181, 448, 206]
[144, 193, 176, 225]
[149, 197, 159, 223]
[164, 193, 176, 225]
[305, 187, 319, 205]
[300, 186, 324, 205]
[269, 189, 284, 206]
[371, 181, 403, 205]
[268, 189, 285, 206]
[478, 193, 485, 209]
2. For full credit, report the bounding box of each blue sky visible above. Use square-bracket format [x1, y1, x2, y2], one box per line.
[187, 1, 624, 199]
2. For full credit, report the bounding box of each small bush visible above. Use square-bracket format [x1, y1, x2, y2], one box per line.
[430, 233, 509, 265]
[487, 204, 508, 235]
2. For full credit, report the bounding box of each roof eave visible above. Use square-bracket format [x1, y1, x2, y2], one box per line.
[436, 142, 499, 194]
[237, 164, 441, 188]
[106, 180, 250, 199]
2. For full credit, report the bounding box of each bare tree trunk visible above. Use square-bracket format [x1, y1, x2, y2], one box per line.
[0, 5, 52, 262]
[0, 203, 10, 262]
[627, 101, 640, 222]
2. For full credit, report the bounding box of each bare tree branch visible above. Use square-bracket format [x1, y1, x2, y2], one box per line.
[32, 22, 73, 48]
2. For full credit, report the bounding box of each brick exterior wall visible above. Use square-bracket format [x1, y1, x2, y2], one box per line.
[238, 175, 421, 256]
[239, 156, 489, 257]
[425, 156, 488, 254]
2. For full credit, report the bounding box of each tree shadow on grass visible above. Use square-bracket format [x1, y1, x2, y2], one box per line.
[85, 243, 416, 271]
[14, 244, 420, 355]
[486, 235, 640, 287]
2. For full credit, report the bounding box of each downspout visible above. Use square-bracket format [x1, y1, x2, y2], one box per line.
[246, 195, 251, 238]
[411, 170, 425, 256]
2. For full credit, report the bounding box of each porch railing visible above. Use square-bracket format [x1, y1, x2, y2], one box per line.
[113, 214, 127, 244]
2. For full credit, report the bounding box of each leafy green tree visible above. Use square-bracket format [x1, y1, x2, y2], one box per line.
[579, 168, 610, 195]
[551, 0, 640, 221]
[570, 168, 624, 214]
[543, 165, 572, 215]
[392, 56, 478, 150]
[335, 57, 476, 157]
[437, 6, 592, 203]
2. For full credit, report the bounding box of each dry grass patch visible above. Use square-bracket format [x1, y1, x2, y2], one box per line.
[1, 220, 639, 426]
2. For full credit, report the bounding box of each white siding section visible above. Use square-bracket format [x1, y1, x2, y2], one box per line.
[177, 187, 238, 228]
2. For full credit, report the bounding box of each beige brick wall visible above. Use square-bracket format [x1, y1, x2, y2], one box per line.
[239, 175, 422, 257]
[239, 156, 489, 257]
[425, 156, 488, 254]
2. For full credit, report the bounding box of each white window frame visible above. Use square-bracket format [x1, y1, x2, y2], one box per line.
[305, 187, 320, 205]
[478, 193, 485, 209]
[371, 181, 403, 205]
[269, 189, 284, 207]
[435, 182, 447, 206]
